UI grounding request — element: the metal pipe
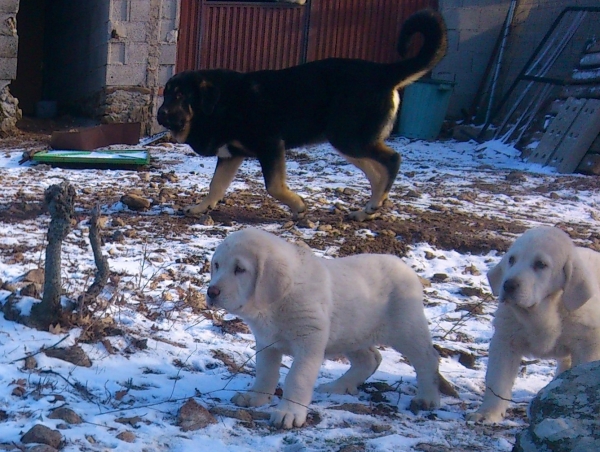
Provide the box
[485,0,518,125]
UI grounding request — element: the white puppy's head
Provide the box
[487,226,594,310]
[206,228,293,317]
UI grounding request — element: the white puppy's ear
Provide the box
[562,254,594,311]
[253,249,292,304]
[487,262,504,297]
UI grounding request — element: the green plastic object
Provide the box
[398,79,455,140]
[32,149,150,168]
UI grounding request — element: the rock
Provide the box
[23,269,44,284]
[111,217,126,227]
[24,356,37,370]
[48,406,83,424]
[27,446,58,452]
[44,346,92,367]
[431,273,449,283]
[296,218,316,229]
[194,214,214,226]
[20,283,40,298]
[418,276,432,288]
[177,398,217,431]
[513,360,600,452]
[120,194,151,211]
[0,85,22,137]
[116,431,136,443]
[371,423,392,433]
[21,424,62,448]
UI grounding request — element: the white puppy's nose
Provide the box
[503,279,519,295]
[207,286,220,299]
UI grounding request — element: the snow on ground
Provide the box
[0,135,599,451]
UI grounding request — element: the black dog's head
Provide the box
[157,71,222,145]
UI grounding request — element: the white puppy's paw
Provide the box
[270,401,308,429]
[408,396,440,414]
[316,380,359,395]
[231,391,272,408]
[465,410,505,423]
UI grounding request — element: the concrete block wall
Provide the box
[106,0,179,132]
[435,0,599,122]
[434,0,510,120]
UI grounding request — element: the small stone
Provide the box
[21,424,62,448]
[161,172,178,182]
[419,276,432,288]
[424,251,436,260]
[297,218,316,229]
[44,346,92,368]
[111,217,126,227]
[317,224,332,232]
[116,431,136,443]
[24,356,37,370]
[138,172,151,182]
[431,273,449,283]
[48,406,83,424]
[177,398,217,431]
[371,423,392,433]
[24,269,44,284]
[20,283,40,298]
[120,194,151,211]
[195,214,214,226]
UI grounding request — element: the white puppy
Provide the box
[467,226,600,423]
[207,227,454,429]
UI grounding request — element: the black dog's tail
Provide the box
[388,9,447,89]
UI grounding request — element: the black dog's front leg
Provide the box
[183,155,244,217]
[258,145,306,219]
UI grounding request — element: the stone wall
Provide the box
[0,0,20,135]
[105,0,179,135]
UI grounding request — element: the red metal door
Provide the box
[176,0,438,73]
[307,0,438,63]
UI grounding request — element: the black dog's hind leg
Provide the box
[183,155,244,217]
[342,142,401,221]
[258,145,307,219]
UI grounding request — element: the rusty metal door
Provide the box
[177,0,438,72]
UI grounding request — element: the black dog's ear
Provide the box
[198,80,220,115]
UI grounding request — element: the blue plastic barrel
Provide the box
[398,79,455,140]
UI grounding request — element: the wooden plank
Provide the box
[559,85,600,99]
[550,99,600,173]
[589,133,600,154]
[527,97,585,165]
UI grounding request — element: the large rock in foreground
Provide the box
[513,360,600,451]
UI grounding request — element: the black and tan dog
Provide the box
[157,9,447,221]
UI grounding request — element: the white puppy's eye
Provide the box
[234,265,245,275]
[508,256,515,266]
[214,262,219,270]
[533,260,547,270]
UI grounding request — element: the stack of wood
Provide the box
[527,39,600,174]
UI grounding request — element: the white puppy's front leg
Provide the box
[317,347,382,395]
[466,335,522,423]
[271,350,324,429]
[232,345,282,408]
